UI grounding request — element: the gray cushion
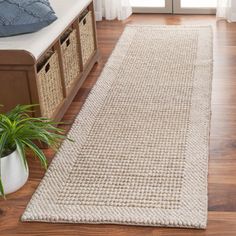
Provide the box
[0,0,57,37]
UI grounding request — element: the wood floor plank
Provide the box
[1,14,236,235]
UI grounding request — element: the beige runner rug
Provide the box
[22,25,213,229]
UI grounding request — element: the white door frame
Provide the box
[173,0,216,14]
[131,0,216,14]
[132,0,173,13]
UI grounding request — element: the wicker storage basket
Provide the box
[37,51,64,118]
[79,11,95,66]
[61,29,80,93]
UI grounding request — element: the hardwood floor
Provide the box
[1,14,236,235]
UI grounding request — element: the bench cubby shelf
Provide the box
[0,0,99,121]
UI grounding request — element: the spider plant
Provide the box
[0,105,69,197]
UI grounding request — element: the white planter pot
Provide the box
[0,150,29,195]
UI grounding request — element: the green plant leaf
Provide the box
[0,132,8,158]
[0,177,5,199]
[15,139,28,171]
[22,140,47,169]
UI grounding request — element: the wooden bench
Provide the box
[0,0,99,121]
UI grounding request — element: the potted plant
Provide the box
[0,105,69,198]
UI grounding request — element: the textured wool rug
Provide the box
[22,25,213,229]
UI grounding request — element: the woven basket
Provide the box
[79,11,95,66]
[61,29,80,93]
[37,51,64,118]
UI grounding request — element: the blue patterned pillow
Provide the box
[0,0,57,37]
